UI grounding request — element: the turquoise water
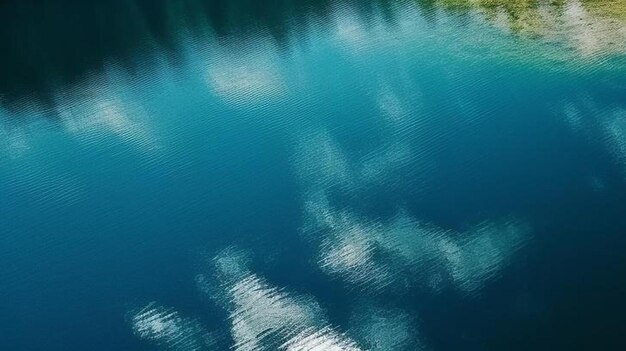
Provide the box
[2,1,626,350]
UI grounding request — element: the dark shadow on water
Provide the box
[4,0,624,115]
[0,0,407,113]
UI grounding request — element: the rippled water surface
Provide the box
[2,0,626,350]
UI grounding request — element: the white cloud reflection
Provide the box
[302,190,531,296]
[205,42,286,106]
[196,247,364,351]
[293,119,532,296]
[561,98,626,178]
[349,302,423,351]
[54,77,161,154]
[131,303,214,351]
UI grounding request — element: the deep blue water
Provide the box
[2,1,626,350]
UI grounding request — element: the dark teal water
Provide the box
[2,1,626,350]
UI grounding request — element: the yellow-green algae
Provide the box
[582,0,626,19]
[419,0,626,55]
[430,0,624,30]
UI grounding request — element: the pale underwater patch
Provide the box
[0,125,32,160]
[560,98,626,179]
[377,87,408,124]
[440,220,531,295]
[301,190,343,236]
[130,303,214,351]
[603,110,626,176]
[293,129,432,205]
[349,302,425,351]
[561,100,587,134]
[357,141,417,190]
[292,130,354,192]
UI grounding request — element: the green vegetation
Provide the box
[582,0,626,20]
[427,0,625,36]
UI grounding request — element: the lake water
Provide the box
[2,0,626,350]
